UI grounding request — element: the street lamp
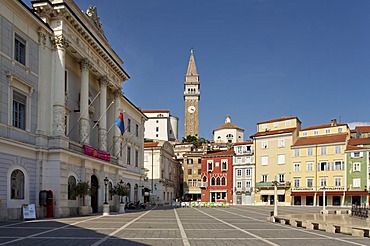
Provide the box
[119,179,124,204]
[323,186,326,213]
[273,176,278,216]
[104,177,109,204]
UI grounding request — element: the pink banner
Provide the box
[83,145,110,162]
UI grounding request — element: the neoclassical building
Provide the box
[0,0,147,219]
[144,141,181,204]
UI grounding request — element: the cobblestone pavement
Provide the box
[0,206,369,246]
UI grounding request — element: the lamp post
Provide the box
[119,179,124,204]
[273,176,278,216]
[104,177,109,204]
[118,179,126,214]
[323,186,326,214]
[103,177,110,216]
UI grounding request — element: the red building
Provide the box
[200,149,234,203]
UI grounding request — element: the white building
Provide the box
[144,141,180,204]
[142,110,179,142]
[0,0,147,219]
[233,141,255,205]
[213,115,244,143]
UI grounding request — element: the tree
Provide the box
[71,181,91,206]
[182,135,209,148]
[110,183,129,203]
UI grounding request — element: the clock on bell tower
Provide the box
[184,48,200,138]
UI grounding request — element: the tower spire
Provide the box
[186,48,198,76]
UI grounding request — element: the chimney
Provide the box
[331,119,337,126]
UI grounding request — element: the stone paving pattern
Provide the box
[0,206,369,246]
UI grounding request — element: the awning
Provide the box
[291,191,346,196]
[260,189,285,195]
[291,192,315,196]
[346,191,369,196]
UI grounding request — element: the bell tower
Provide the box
[184,48,200,138]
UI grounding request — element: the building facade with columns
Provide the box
[0,0,147,219]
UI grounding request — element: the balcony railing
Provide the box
[197,181,207,188]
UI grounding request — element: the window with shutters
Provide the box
[334,177,342,187]
[207,160,213,172]
[353,163,361,172]
[333,161,344,171]
[353,178,361,188]
[319,161,329,171]
[307,178,313,187]
[278,154,285,164]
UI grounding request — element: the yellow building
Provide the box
[254,116,301,205]
[291,119,350,206]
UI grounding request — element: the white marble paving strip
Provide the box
[90,210,151,246]
[195,208,279,246]
[223,207,367,246]
[174,208,190,246]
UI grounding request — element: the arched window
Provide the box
[68,176,76,200]
[221,177,226,186]
[211,177,215,186]
[216,177,220,186]
[108,182,113,200]
[11,170,24,199]
[202,176,207,182]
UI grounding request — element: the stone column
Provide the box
[98,76,108,151]
[79,59,91,145]
[113,90,122,157]
[51,35,68,136]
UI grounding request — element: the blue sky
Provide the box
[28,0,370,140]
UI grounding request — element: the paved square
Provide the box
[0,206,369,246]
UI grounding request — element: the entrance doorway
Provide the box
[306,196,314,206]
[352,196,361,206]
[294,196,301,205]
[332,196,341,206]
[91,175,98,213]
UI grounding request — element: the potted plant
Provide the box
[111,181,129,213]
[71,180,92,215]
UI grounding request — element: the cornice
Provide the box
[33,1,130,86]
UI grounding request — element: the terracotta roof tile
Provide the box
[292,134,347,147]
[233,141,253,146]
[348,138,370,146]
[254,127,297,137]
[214,122,244,132]
[144,142,159,148]
[301,123,347,131]
[257,116,300,124]
[356,126,370,133]
[203,149,234,157]
[345,145,370,151]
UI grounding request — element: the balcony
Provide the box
[197,181,207,188]
[235,187,252,194]
[256,181,291,189]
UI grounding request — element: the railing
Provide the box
[197,181,207,188]
[351,205,369,218]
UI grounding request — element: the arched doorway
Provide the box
[126,183,131,202]
[91,175,99,213]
